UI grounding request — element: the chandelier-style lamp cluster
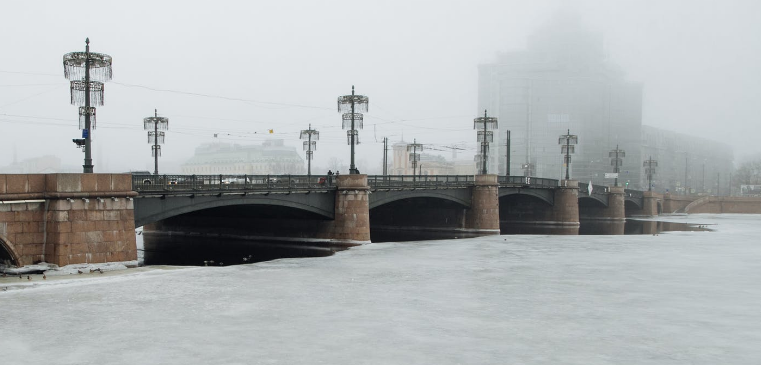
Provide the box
[558,129,578,180]
[644,156,658,191]
[300,124,319,176]
[63,38,112,173]
[144,109,169,175]
[609,145,626,187]
[406,139,424,178]
[473,110,498,175]
[338,85,369,174]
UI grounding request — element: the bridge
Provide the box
[5,172,759,268]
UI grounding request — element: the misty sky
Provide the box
[1,0,759,173]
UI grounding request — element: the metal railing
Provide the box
[578,183,609,195]
[624,189,644,199]
[132,174,336,193]
[132,174,611,193]
[497,176,559,188]
[367,175,475,188]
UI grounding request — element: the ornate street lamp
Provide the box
[144,109,169,175]
[63,38,112,173]
[558,129,578,180]
[473,110,497,175]
[644,156,658,191]
[337,86,369,174]
[300,124,319,177]
[609,145,625,187]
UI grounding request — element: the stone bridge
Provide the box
[0,173,681,268]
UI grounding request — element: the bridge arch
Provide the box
[0,235,21,267]
[579,195,608,208]
[134,194,335,227]
[498,188,554,206]
[624,197,643,210]
[369,189,471,209]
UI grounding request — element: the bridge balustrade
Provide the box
[579,183,609,195]
[367,175,475,189]
[131,174,336,192]
[497,176,559,188]
[624,189,644,199]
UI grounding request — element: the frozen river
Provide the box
[2,214,760,364]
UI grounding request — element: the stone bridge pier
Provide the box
[462,174,500,235]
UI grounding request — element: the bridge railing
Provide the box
[497,176,559,188]
[579,183,609,195]
[625,189,644,199]
[132,174,336,192]
[367,175,475,188]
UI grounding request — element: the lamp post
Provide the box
[63,38,112,173]
[300,124,319,177]
[473,110,498,175]
[337,86,369,174]
[609,145,625,187]
[644,156,658,191]
[558,129,578,180]
[143,109,168,175]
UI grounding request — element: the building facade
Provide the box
[181,140,305,175]
[478,15,643,186]
[390,141,475,176]
[477,15,734,191]
[641,126,733,195]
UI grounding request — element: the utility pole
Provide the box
[609,144,625,187]
[300,124,319,177]
[63,38,112,173]
[684,154,690,195]
[407,139,423,180]
[144,109,169,175]
[702,163,706,193]
[382,137,388,175]
[644,156,658,192]
[559,129,578,180]
[473,110,497,175]
[505,130,511,177]
[337,86,369,174]
[717,172,720,196]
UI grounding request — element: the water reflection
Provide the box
[501,219,712,236]
[144,220,712,266]
[143,232,350,266]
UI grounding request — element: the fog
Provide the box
[1,0,759,173]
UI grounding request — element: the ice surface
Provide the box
[1,214,760,364]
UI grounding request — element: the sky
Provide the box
[1,0,759,173]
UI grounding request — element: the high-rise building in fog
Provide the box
[478,14,643,186]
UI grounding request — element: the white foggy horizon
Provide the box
[1,0,759,174]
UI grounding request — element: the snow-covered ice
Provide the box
[1,214,760,364]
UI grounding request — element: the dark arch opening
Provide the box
[370,197,469,242]
[624,200,642,217]
[142,204,342,266]
[499,193,553,221]
[0,238,20,268]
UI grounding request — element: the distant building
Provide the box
[181,140,305,175]
[478,14,643,185]
[390,141,475,176]
[477,13,732,190]
[0,155,62,173]
[641,126,733,195]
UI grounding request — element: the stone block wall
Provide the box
[547,180,580,225]
[0,174,137,267]
[315,174,371,243]
[463,174,500,233]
